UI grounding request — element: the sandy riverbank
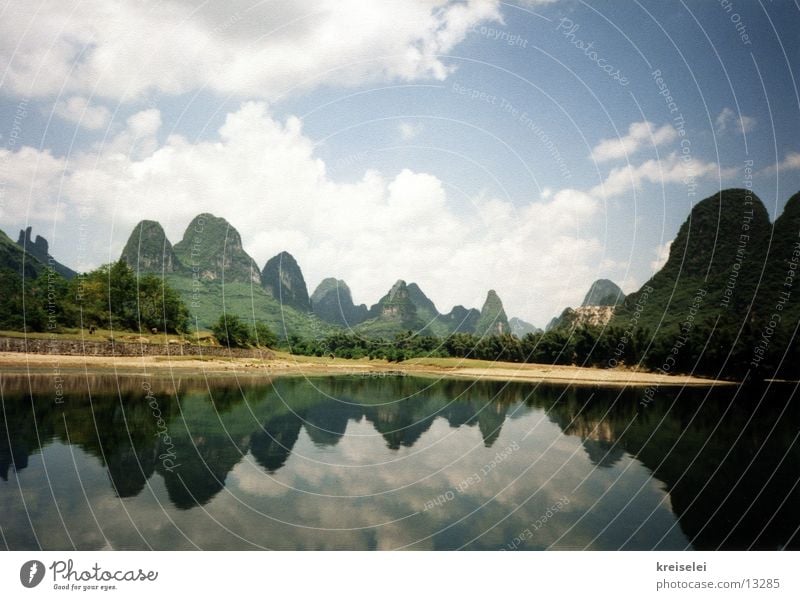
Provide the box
[0,351,732,387]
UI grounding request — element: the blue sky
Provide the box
[1,0,798,326]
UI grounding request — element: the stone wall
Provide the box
[0,336,274,359]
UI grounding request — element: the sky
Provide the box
[1,0,799,327]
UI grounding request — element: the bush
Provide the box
[211,314,252,348]
[252,322,278,348]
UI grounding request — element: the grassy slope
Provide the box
[167,275,337,339]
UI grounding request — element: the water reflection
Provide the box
[0,373,797,550]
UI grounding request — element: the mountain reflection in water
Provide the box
[1,374,797,550]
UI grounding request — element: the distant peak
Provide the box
[261,251,310,311]
[582,279,625,307]
[16,226,77,279]
[120,218,178,275]
[476,289,509,335]
[311,277,367,327]
[272,250,299,264]
[484,289,502,304]
[131,219,167,234]
[184,212,238,235]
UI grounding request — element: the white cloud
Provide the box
[0,0,502,102]
[53,96,112,130]
[105,108,162,159]
[764,151,800,174]
[715,107,756,136]
[650,240,672,272]
[513,0,560,5]
[398,122,424,141]
[0,101,612,326]
[0,146,66,222]
[591,152,728,198]
[590,121,678,163]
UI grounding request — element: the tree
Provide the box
[136,274,189,333]
[211,314,252,348]
[0,268,44,331]
[66,261,188,333]
[252,322,278,348]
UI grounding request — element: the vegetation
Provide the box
[278,317,798,382]
[283,328,626,366]
[165,276,335,338]
[0,259,189,334]
[210,314,278,348]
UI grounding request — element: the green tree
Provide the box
[136,274,189,333]
[211,314,252,348]
[68,261,188,333]
[252,322,278,348]
[0,268,44,330]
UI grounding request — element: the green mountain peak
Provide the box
[475,289,509,336]
[311,278,368,327]
[357,279,424,336]
[261,251,311,312]
[173,213,260,284]
[613,188,771,332]
[120,220,179,275]
[582,279,625,307]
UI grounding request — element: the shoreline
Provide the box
[0,351,734,387]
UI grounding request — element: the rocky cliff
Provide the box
[261,251,311,312]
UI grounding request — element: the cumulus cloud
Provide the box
[0,0,502,102]
[0,101,614,326]
[715,107,756,136]
[590,152,729,198]
[590,121,678,163]
[763,151,800,174]
[53,96,112,130]
[0,146,66,222]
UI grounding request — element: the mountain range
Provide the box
[3,188,799,362]
[112,213,518,339]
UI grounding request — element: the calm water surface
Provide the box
[1,373,797,550]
